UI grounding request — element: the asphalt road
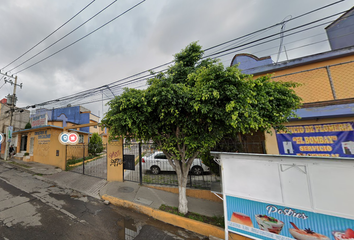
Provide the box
[0,163,207,240]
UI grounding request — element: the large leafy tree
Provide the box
[102,42,301,214]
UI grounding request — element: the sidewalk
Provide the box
[0,158,224,238]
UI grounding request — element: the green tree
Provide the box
[102,42,301,214]
[88,133,103,156]
[25,122,31,129]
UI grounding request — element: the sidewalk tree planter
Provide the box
[102,42,301,214]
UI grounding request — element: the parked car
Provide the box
[142,151,209,175]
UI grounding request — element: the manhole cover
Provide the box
[118,187,134,193]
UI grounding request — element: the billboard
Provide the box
[276,122,354,157]
[227,196,354,240]
[30,114,48,128]
[213,152,354,240]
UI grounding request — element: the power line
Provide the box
[21,3,351,109]
[14,0,146,75]
[1,0,97,70]
[203,0,346,52]
[12,0,342,75]
[9,0,121,73]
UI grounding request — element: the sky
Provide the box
[0,0,353,119]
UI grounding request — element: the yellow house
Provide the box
[231,13,354,158]
[13,125,90,170]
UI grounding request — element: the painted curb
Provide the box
[102,194,225,239]
[68,154,106,167]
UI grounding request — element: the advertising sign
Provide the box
[7,126,13,140]
[276,122,354,157]
[0,133,4,144]
[30,114,48,128]
[227,196,354,240]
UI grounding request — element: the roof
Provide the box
[290,102,354,121]
[13,125,90,135]
[325,6,354,30]
[236,45,354,75]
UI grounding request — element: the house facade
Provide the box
[230,6,354,158]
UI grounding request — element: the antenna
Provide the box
[276,15,292,63]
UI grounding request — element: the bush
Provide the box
[25,122,31,129]
[88,133,103,156]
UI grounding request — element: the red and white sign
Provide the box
[30,114,48,128]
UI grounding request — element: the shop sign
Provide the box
[276,122,354,157]
[227,196,354,240]
[30,114,48,128]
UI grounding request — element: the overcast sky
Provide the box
[0,0,353,119]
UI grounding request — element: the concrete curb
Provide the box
[68,154,106,167]
[102,194,225,239]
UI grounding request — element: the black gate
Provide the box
[123,143,142,183]
[66,143,107,179]
[123,143,221,190]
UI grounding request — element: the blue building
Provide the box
[31,105,100,133]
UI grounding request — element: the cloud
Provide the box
[0,0,352,118]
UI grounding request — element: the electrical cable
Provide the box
[11,0,343,75]
[1,0,96,70]
[203,0,346,52]
[9,0,121,72]
[21,3,352,109]
[22,8,348,106]
[13,0,146,74]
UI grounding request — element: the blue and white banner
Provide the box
[226,196,354,240]
[276,122,354,158]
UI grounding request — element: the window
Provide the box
[155,153,167,159]
[79,135,84,143]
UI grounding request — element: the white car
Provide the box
[142,151,209,175]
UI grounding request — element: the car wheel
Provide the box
[150,166,161,175]
[191,166,203,176]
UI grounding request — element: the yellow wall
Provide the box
[26,128,66,169]
[256,55,354,103]
[107,139,123,182]
[48,121,63,127]
[89,120,99,134]
[21,127,90,170]
[265,117,354,154]
[66,134,89,160]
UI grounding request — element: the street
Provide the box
[0,162,207,240]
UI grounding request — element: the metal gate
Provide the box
[123,143,141,183]
[123,143,221,190]
[66,143,107,179]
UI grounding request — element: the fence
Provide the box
[123,143,221,190]
[272,60,354,104]
[122,141,264,190]
[66,143,107,179]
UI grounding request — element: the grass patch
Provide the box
[34,173,43,176]
[159,204,224,228]
[10,161,31,168]
[66,153,104,167]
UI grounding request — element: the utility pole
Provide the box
[3,75,22,161]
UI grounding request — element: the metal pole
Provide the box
[190,173,192,188]
[83,145,85,175]
[5,76,17,161]
[122,141,124,180]
[139,142,142,185]
[65,145,67,170]
[326,66,337,100]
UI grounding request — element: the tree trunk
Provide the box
[177,169,189,214]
